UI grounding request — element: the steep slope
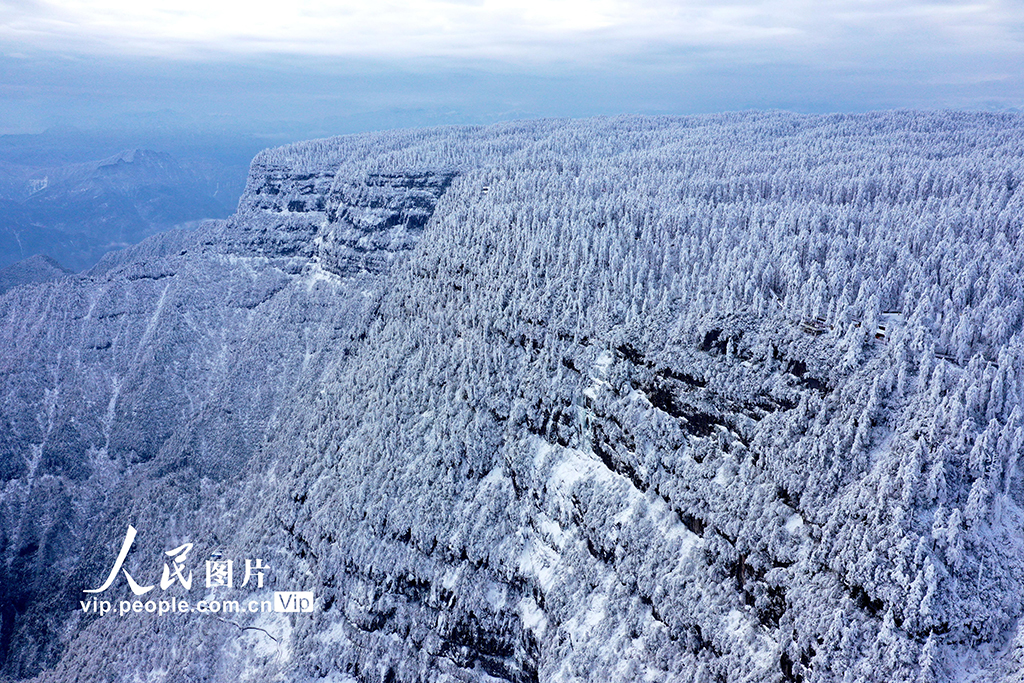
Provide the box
[1,112,1023,683]
[0,147,456,678]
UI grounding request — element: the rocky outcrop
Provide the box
[236,156,456,273]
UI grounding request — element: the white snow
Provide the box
[485,583,508,611]
[315,620,351,645]
[584,350,614,400]
[583,593,608,628]
[714,461,733,486]
[518,536,560,592]
[303,261,341,290]
[518,596,548,636]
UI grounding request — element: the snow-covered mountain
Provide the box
[1,111,1023,682]
[0,255,72,297]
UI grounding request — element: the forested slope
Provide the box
[2,111,1023,682]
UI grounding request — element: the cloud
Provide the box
[1,0,1020,68]
[1,0,1022,135]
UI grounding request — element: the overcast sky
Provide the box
[2,0,1022,137]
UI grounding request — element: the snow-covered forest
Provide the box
[1,111,1023,682]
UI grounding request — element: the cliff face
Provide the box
[0,155,455,679]
[2,113,1024,683]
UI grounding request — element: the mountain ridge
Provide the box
[0,111,1022,682]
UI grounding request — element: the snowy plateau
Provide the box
[1,111,1024,683]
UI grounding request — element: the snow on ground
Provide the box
[520,432,709,670]
[518,535,560,593]
[303,260,342,290]
[721,609,776,680]
[519,596,548,636]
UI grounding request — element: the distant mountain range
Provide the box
[0,128,266,271]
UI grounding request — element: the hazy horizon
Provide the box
[3,0,1022,139]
